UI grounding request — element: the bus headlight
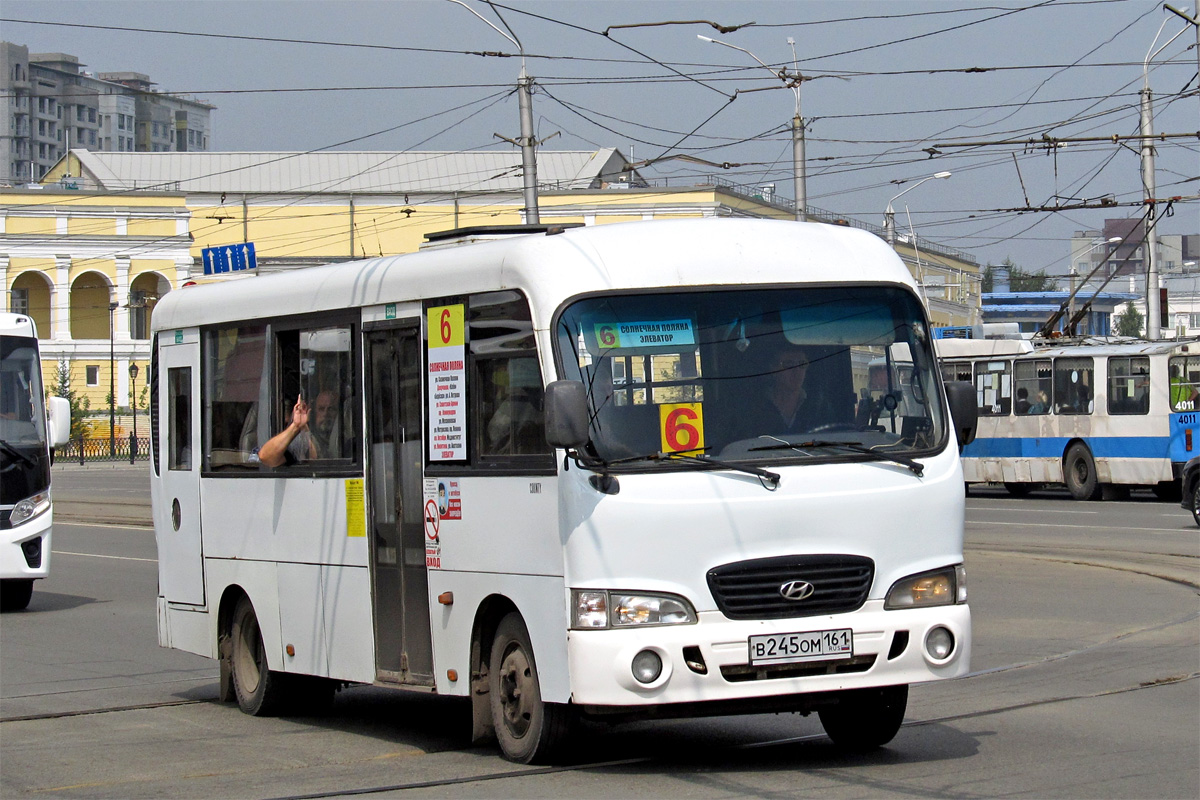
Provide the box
[884,565,967,609]
[571,590,697,629]
[10,490,50,527]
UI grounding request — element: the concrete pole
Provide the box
[1141,84,1160,339]
[518,67,539,225]
[792,113,807,222]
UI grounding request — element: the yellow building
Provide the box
[1,187,188,410]
[9,148,979,412]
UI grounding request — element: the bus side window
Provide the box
[468,290,553,467]
[204,325,267,469]
[973,360,1011,416]
[168,367,192,471]
[1053,357,1094,415]
[1108,356,1150,416]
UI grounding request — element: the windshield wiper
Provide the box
[0,440,37,468]
[750,438,924,477]
[599,448,780,489]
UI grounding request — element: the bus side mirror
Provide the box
[544,380,589,449]
[944,381,977,447]
[47,396,71,449]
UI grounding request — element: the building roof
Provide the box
[57,148,638,195]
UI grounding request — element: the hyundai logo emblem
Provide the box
[779,580,815,601]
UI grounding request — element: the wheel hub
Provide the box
[498,646,533,737]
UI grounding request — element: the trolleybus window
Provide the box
[1013,359,1051,416]
[1107,356,1150,415]
[974,360,1011,416]
[1053,357,1093,415]
[1168,356,1200,411]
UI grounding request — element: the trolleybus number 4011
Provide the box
[748,628,854,666]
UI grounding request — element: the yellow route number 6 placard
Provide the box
[660,403,704,455]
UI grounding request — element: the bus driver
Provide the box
[257,390,339,466]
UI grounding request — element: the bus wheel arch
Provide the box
[1063,440,1102,501]
[469,594,519,746]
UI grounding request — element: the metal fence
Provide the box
[57,434,151,464]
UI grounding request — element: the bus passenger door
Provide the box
[156,336,205,606]
[365,324,434,686]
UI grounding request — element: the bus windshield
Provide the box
[0,335,49,450]
[555,285,946,467]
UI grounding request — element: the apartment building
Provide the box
[1,42,214,184]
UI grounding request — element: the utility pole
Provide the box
[787,38,806,222]
[518,67,539,224]
[1140,80,1161,338]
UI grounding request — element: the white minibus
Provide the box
[150,219,976,763]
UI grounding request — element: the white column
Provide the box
[53,255,70,342]
[114,256,131,341]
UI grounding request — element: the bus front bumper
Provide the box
[567,602,970,714]
[0,511,52,581]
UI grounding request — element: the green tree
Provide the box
[52,359,90,439]
[982,258,1059,293]
[1112,304,1144,338]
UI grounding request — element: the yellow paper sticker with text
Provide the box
[660,403,705,455]
[428,304,465,348]
[345,478,366,538]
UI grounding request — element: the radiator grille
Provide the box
[706,554,874,620]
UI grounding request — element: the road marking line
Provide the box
[966,520,1193,534]
[52,550,157,563]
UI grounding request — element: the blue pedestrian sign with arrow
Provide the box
[201,243,257,275]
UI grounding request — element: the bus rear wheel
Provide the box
[0,578,34,611]
[489,612,573,764]
[230,597,288,716]
[1063,443,1102,501]
[818,685,908,752]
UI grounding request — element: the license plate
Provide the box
[748,628,853,666]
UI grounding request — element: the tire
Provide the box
[489,612,574,764]
[230,597,288,716]
[0,579,34,612]
[1063,443,1102,501]
[1003,482,1033,497]
[1191,482,1200,528]
[818,685,908,752]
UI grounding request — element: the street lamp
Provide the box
[446,0,539,223]
[885,172,951,245]
[108,301,118,458]
[128,362,139,462]
[698,34,811,221]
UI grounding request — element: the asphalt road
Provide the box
[1,474,1197,799]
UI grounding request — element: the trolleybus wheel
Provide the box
[1063,443,1102,501]
[230,597,288,716]
[1003,482,1033,497]
[0,578,34,611]
[488,612,573,764]
[818,684,908,752]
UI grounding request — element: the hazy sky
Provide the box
[3,0,1197,273]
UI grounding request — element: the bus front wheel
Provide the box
[818,685,908,751]
[0,579,34,612]
[230,597,288,716]
[488,612,573,764]
[1063,443,1102,501]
